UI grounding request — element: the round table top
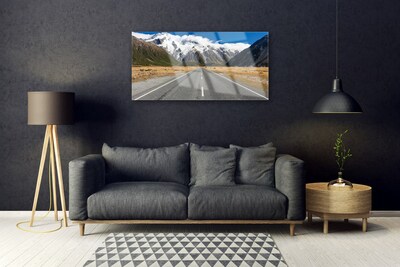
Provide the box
[306,182,371,192]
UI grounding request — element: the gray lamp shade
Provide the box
[28,91,75,125]
[313,79,362,114]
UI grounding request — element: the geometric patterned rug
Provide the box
[84,232,287,267]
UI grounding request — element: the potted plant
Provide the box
[328,130,353,188]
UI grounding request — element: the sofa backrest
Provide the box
[102,143,190,185]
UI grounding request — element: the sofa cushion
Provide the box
[87,182,188,220]
[188,185,287,219]
[190,148,236,186]
[230,143,276,187]
[102,143,189,185]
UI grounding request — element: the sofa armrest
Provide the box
[69,154,105,220]
[275,154,306,220]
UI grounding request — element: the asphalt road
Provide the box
[132,68,268,101]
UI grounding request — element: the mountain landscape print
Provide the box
[132,32,269,101]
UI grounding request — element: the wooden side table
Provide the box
[306,182,372,234]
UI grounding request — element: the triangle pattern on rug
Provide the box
[85,232,287,266]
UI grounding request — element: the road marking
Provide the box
[134,70,196,100]
[201,69,204,97]
[207,70,269,100]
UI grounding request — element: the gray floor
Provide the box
[1,211,399,266]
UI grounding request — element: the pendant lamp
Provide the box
[313,0,362,113]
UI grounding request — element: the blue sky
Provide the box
[140,32,268,45]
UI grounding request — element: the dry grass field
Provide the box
[132,66,199,82]
[206,66,269,93]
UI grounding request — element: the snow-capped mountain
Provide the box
[131,36,179,66]
[132,32,250,66]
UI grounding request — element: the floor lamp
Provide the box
[28,91,74,228]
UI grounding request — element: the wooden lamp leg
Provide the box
[52,125,68,227]
[49,127,58,221]
[30,125,51,227]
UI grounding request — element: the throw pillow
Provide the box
[190,148,236,186]
[190,143,225,151]
[230,143,276,187]
[102,143,190,185]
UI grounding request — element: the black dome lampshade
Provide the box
[313,79,362,113]
[313,0,363,114]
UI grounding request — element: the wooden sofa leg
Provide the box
[79,223,85,236]
[290,224,295,236]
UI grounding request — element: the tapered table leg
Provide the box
[362,218,367,232]
[323,220,329,234]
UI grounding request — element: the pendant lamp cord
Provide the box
[336,0,339,78]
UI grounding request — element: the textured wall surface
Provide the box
[1,0,399,210]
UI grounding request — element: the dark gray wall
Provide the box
[1,0,399,210]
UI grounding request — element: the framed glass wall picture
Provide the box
[132,32,269,101]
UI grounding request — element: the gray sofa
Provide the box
[69,143,305,236]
